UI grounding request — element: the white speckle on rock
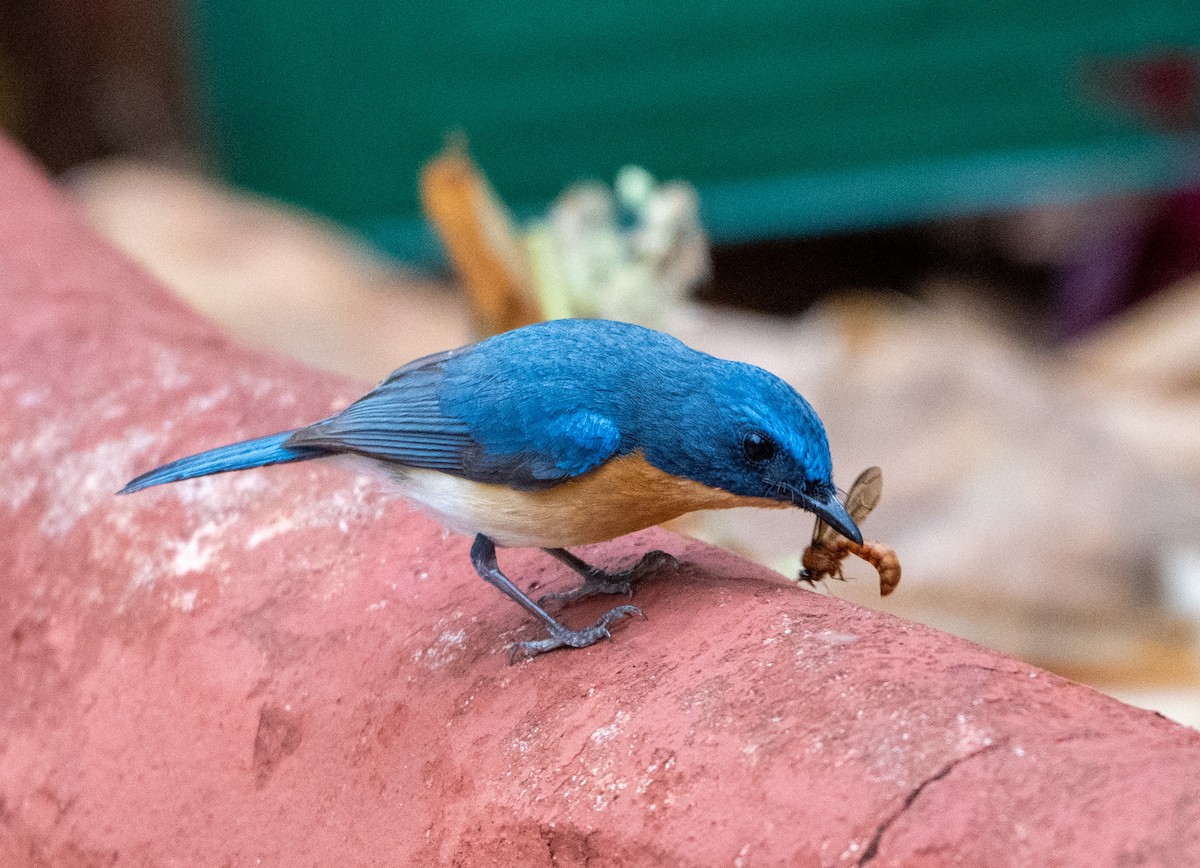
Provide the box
[172,471,266,507]
[153,350,192,391]
[184,385,232,414]
[168,520,228,576]
[246,516,298,549]
[172,589,198,612]
[17,388,48,407]
[129,560,158,591]
[591,710,631,744]
[4,472,38,512]
[1,419,69,511]
[38,429,157,538]
[241,475,390,549]
[415,629,467,669]
[954,713,995,752]
[734,844,751,867]
[234,371,278,401]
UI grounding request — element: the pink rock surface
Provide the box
[2,135,1200,867]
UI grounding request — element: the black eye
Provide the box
[741,431,777,463]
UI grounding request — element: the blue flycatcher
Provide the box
[122,319,859,658]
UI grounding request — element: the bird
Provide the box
[120,318,860,659]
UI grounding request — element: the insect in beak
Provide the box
[797,466,901,597]
[805,487,862,545]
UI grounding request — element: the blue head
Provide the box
[626,344,862,544]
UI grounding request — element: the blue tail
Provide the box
[119,430,326,494]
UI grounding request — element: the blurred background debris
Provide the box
[419,142,712,334]
[6,0,1200,724]
[70,160,471,377]
[419,141,540,337]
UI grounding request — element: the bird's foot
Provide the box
[537,550,679,608]
[510,605,644,661]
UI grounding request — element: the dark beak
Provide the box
[806,487,863,545]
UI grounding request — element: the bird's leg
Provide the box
[469,534,643,660]
[536,547,679,607]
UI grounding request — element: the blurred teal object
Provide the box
[188,1,1200,262]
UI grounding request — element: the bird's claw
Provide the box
[536,580,633,608]
[536,550,679,608]
[509,605,644,662]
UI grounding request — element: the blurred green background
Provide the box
[188,0,1200,259]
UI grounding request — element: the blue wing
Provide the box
[287,349,474,472]
[285,345,621,490]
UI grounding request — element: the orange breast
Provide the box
[391,451,784,548]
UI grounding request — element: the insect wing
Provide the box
[811,466,883,545]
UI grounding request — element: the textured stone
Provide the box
[2,136,1200,867]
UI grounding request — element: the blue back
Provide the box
[291,319,833,498]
